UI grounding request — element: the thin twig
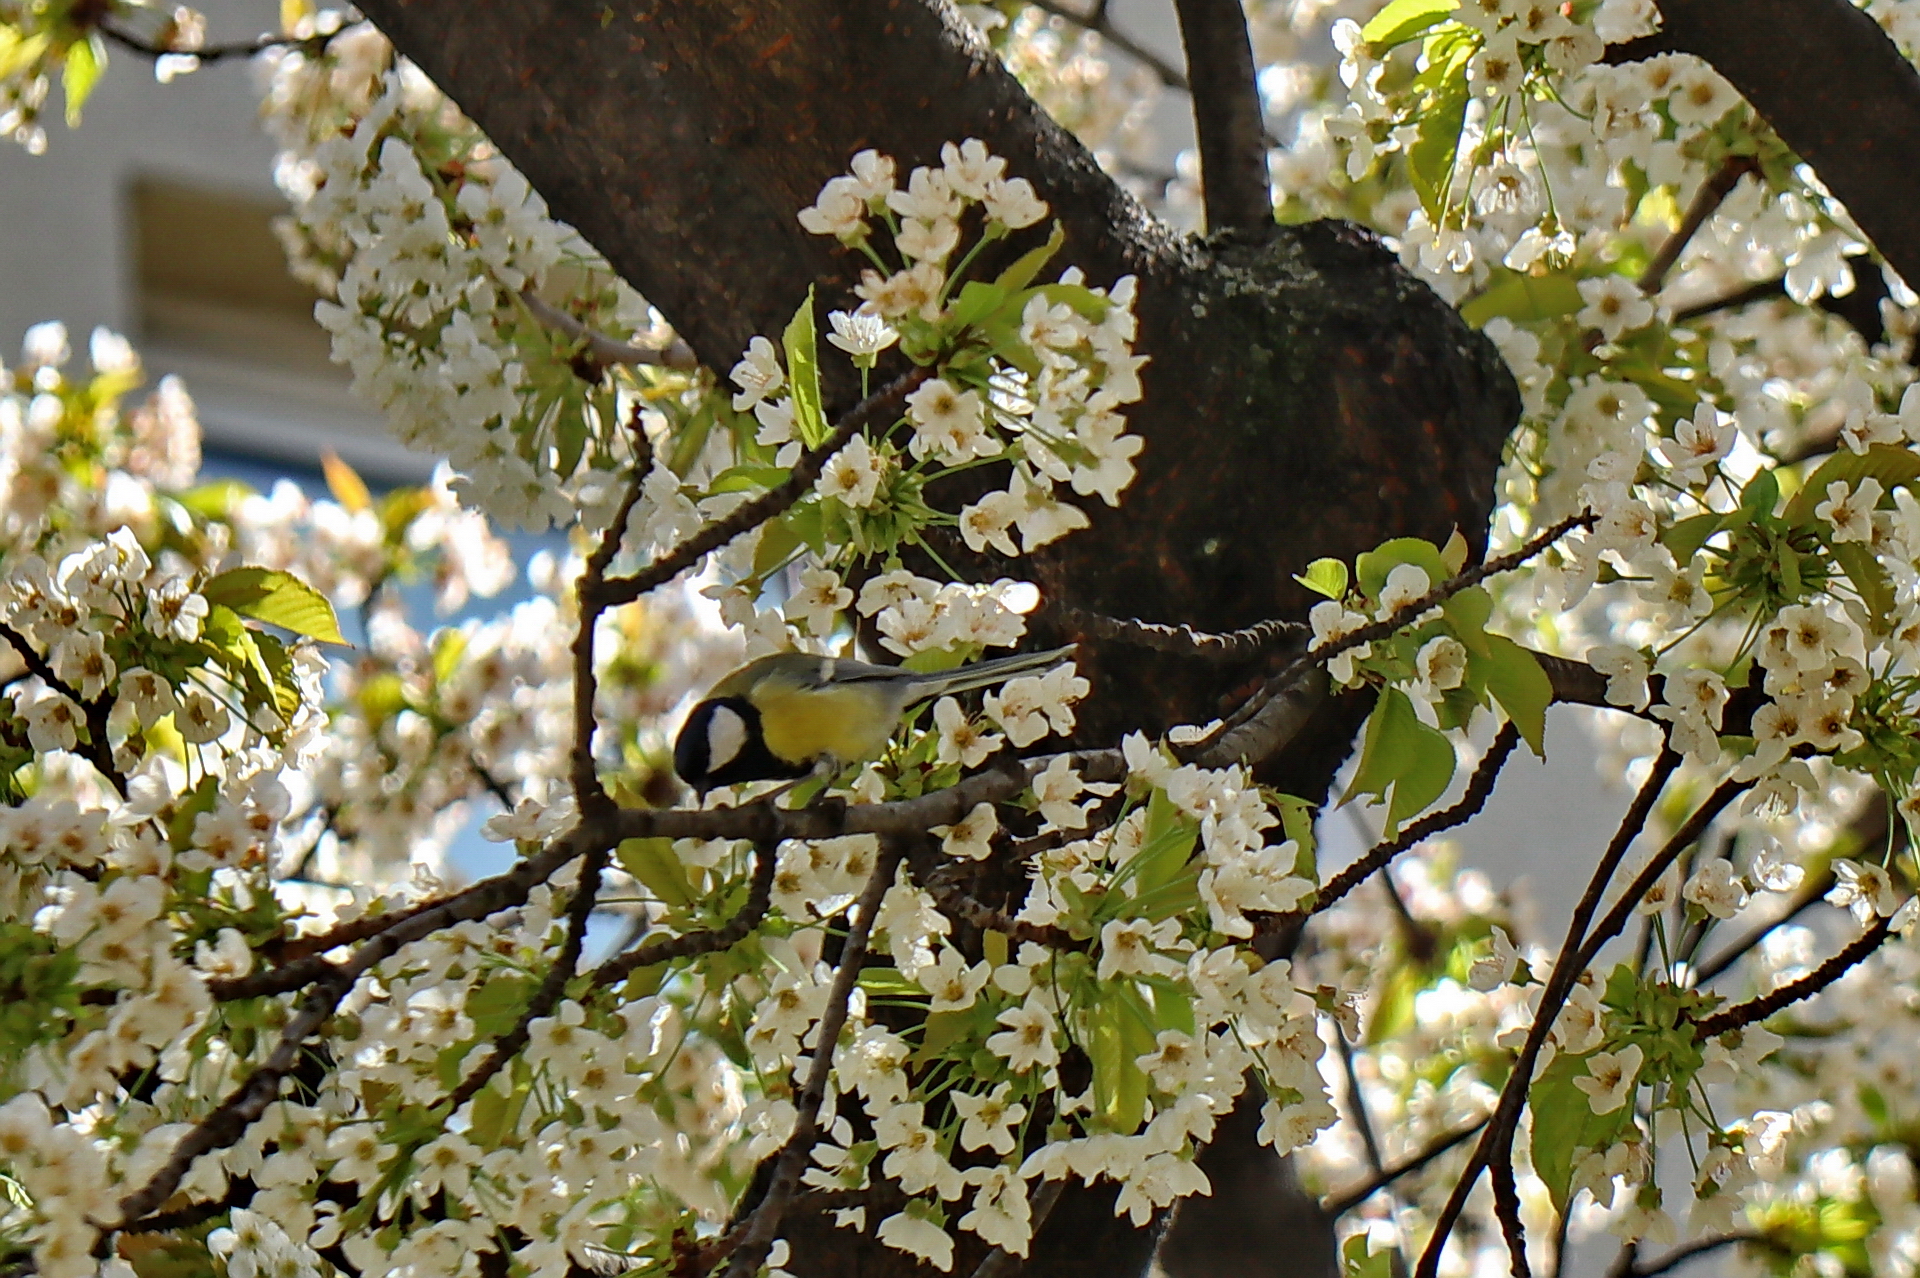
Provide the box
[1311,723,1522,915]
[444,844,610,1112]
[96,20,336,64]
[719,839,904,1278]
[1638,155,1757,295]
[1048,602,1306,660]
[1322,1117,1490,1218]
[518,289,697,371]
[587,369,929,610]
[572,433,653,811]
[0,622,126,797]
[1025,0,1191,90]
[1187,513,1595,767]
[1416,748,1681,1278]
[1627,1232,1766,1278]
[1694,914,1895,1037]
[590,839,778,988]
[1172,0,1275,233]
[920,876,1089,950]
[115,827,599,1228]
[1479,772,1748,1278]
[1336,1028,1387,1177]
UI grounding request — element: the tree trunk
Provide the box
[352,1,1519,1272]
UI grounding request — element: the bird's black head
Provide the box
[673,696,810,793]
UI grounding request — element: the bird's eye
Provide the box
[706,704,749,769]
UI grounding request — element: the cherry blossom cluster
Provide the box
[262,41,680,531]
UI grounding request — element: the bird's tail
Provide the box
[908,645,1078,703]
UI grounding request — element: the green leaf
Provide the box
[1530,1051,1635,1213]
[251,630,301,723]
[1343,1235,1396,1278]
[1405,37,1474,220]
[200,567,347,645]
[1661,511,1725,563]
[912,1009,976,1066]
[949,282,1011,332]
[61,35,103,128]
[1785,443,1920,525]
[1460,269,1585,328]
[1831,539,1894,620]
[616,837,696,909]
[1480,633,1552,756]
[858,967,927,998]
[1087,987,1152,1132]
[1441,584,1494,657]
[1356,537,1451,600]
[1034,283,1111,322]
[709,463,793,494]
[1345,688,1456,833]
[752,512,807,578]
[174,479,254,520]
[167,774,220,853]
[554,412,589,480]
[1120,788,1200,896]
[0,28,50,81]
[464,975,533,1039]
[431,628,467,688]
[1740,467,1781,520]
[468,1078,527,1147]
[783,287,828,448]
[1295,557,1350,600]
[992,221,1066,293]
[1360,0,1458,47]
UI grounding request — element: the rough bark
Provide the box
[350,1,1519,1274]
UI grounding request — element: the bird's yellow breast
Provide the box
[751,680,898,768]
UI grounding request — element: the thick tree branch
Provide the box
[1172,0,1273,234]
[1611,0,1920,292]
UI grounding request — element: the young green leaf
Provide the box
[1359,0,1459,49]
[201,567,348,645]
[782,286,828,447]
[1530,1050,1636,1213]
[1295,557,1350,600]
[61,36,104,128]
[616,838,697,910]
[992,221,1067,293]
[1460,269,1585,328]
[1784,443,1920,525]
[1346,688,1457,833]
[1479,633,1552,756]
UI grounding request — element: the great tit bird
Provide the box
[672,645,1077,793]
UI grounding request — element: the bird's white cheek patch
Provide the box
[707,705,749,769]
